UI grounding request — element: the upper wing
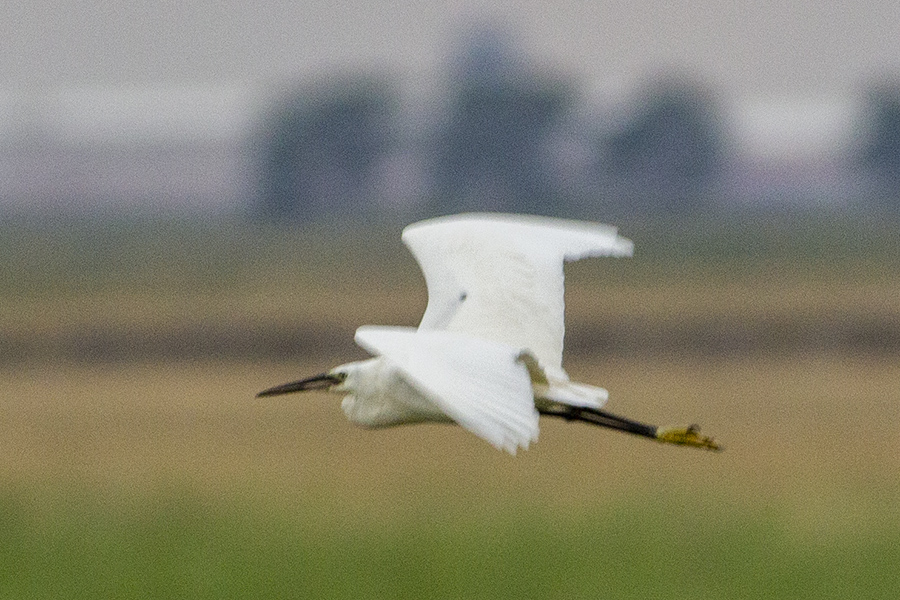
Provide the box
[355,325,539,454]
[401,213,633,376]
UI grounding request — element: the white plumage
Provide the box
[403,213,632,377]
[354,326,539,454]
[258,212,720,453]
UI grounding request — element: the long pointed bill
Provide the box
[257,373,342,397]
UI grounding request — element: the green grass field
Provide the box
[4,486,899,599]
[1,215,899,598]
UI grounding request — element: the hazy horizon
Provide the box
[3,2,898,214]
[3,1,898,98]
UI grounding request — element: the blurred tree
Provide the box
[254,78,396,221]
[430,26,574,216]
[598,78,724,214]
[857,83,900,207]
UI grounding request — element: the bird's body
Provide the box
[259,213,720,454]
[336,356,454,428]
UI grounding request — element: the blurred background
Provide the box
[2,2,899,598]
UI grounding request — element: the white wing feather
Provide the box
[355,325,539,454]
[402,213,633,376]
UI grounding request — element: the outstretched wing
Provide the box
[402,213,633,376]
[355,325,539,454]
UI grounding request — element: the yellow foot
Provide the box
[656,424,722,451]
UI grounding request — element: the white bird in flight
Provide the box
[258,213,720,454]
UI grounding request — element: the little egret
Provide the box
[258,213,720,454]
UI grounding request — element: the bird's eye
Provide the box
[459,292,468,302]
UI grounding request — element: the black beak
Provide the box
[257,373,343,397]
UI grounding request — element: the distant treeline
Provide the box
[251,36,900,222]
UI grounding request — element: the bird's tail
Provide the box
[537,381,609,410]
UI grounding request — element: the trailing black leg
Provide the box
[539,405,658,438]
[539,405,721,451]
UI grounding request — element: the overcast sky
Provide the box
[3,1,899,99]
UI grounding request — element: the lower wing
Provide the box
[354,326,540,454]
